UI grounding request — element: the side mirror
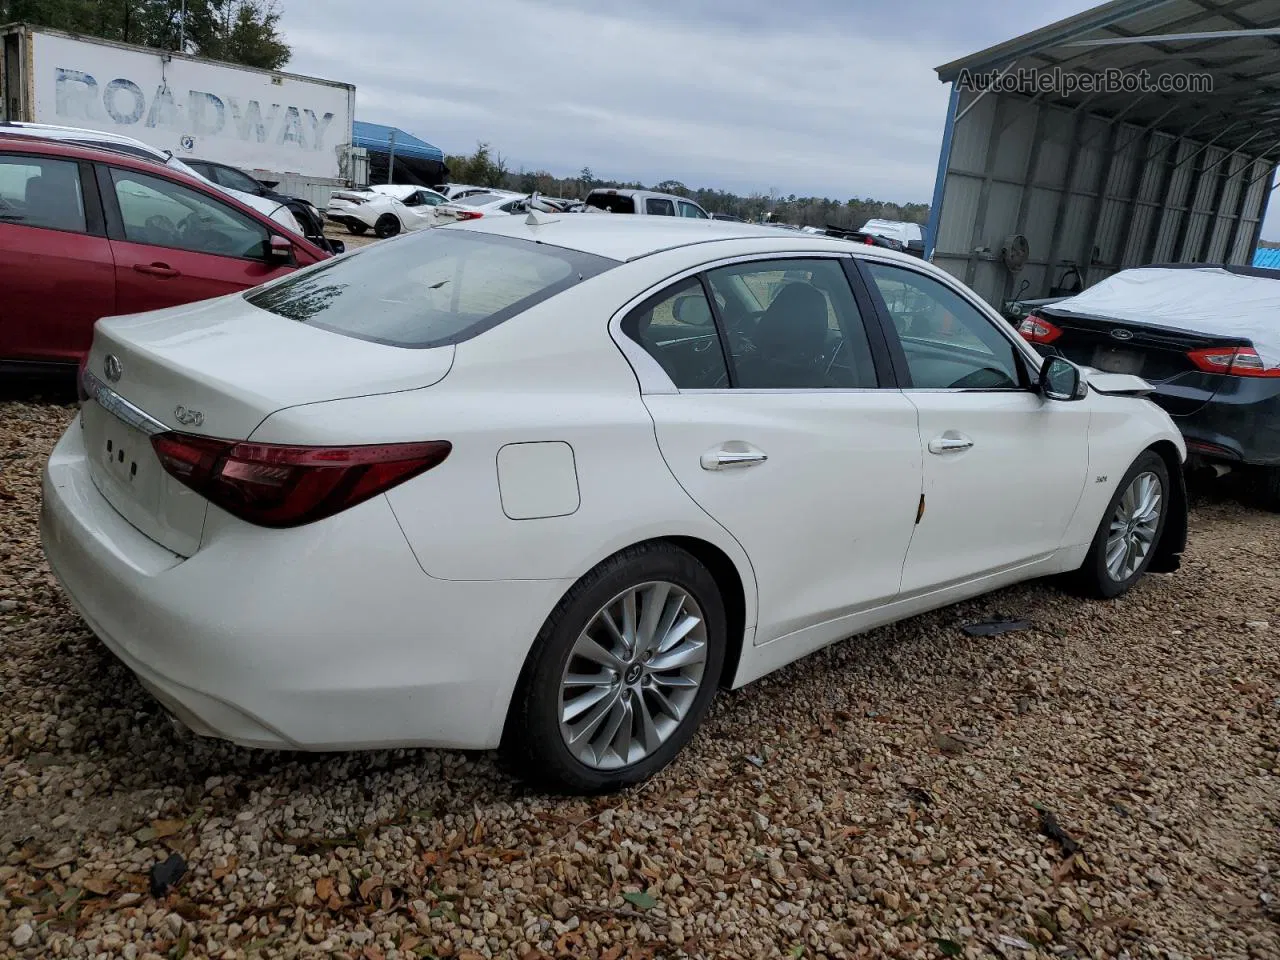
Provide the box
[266,235,295,265]
[672,294,712,326]
[327,239,345,255]
[1039,355,1085,401]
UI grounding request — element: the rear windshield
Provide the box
[245,229,617,348]
[586,193,636,214]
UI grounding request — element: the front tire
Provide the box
[374,214,401,239]
[346,221,368,235]
[1261,466,1280,512]
[1077,450,1169,598]
[502,543,726,794]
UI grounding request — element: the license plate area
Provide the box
[83,402,162,516]
[1091,346,1145,376]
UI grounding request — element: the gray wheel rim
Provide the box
[1105,471,1162,582]
[559,581,707,771]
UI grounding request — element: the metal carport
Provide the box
[927,0,1280,311]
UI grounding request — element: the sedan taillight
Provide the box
[151,433,451,528]
[452,210,483,221]
[1017,313,1063,344]
[1186,345,1280,378]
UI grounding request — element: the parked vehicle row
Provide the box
[43,214,1187,793]
[0,134,330,370]
[1018,263,1280,507]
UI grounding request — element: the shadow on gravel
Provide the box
[0,370,77,405]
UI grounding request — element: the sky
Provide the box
[278,0,1279,240]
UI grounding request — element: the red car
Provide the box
[0,135,331,371]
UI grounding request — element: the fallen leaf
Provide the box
[151,819,185,839]
[933,939,963,957]
[622,890,658,910]
[422,850,440,866]
[380,885,393,912]
[399,935,421,952]
[82,877,114,897]
[315,877,333,901]
[31,849,77,870]
[358,875,380,901]
[602,947,624,960]
[472,819,484,844]
[553,933,584,953]
[996,934,1034,950]
[362,947,385,960]
[211,857,238,881]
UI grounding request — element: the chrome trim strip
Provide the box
[80,369,169,436]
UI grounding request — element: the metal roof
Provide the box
[1255,246,1280,267]
[351,121,444,163]
[936,0,1280,157]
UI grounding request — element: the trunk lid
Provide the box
[1038,308,1246,416]
[80,293,454,556]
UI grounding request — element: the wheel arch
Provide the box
[661,535,749,689]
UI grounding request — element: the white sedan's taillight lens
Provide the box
[151,434,451,527]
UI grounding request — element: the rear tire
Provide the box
[502,543,726,794]
[374,214,401,239]
[1076,450,1169,598]
[1262,466,1280,512]
[346,221,368,236]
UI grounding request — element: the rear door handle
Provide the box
[928,434,974,455]
[701,446,768,471]
[133,262,180,279]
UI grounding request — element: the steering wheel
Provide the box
[949,366,1015,390]
[144,214,178,243]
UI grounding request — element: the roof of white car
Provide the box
[450,214,912,263]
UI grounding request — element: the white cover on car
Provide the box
[1051,267,1280,371]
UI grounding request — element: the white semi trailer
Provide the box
[1,22,358,205]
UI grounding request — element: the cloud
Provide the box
[278,0,1279,239]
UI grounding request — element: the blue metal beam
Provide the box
[925,84,960,262]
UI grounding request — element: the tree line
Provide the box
[444,143,930,229]
[1,0,290,69]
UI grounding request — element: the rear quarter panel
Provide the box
[248,259,759,618]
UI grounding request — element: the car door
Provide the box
[99,164,287,315]
[0,152,115,365]
[627,255,923,645]
[860,259,1090,594]
[678,200,708,219]
[400,190,446,229]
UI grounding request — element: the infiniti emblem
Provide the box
[103,354,123,382]
[1110,328,1134,341]
[173,405,205,427]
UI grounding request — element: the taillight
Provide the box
[1186,345,1280,378]
[863,235,874,245]
[1018,313,1063,344]
[452,210,483,221]
[151,433,451,528]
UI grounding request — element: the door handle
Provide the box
[700,447,768,471]
[133,262,180,279]
[928,434,974,455]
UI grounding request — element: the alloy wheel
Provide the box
[558,581,707,770]
[1105,471,1163,581]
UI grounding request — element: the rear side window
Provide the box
[645,197,675,216]
[0,155,86,232]
[678,201,707,219]
[246,230,617,348]
[585,193,636,214]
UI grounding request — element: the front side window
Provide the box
[645,197,675,216]
[248,229,616,348]
[215,165,263,194]
[866,262,1023,390]
[622,278,728,389]
[0,155,86,233]
[678,201,707,219]
[707,258,878,389]
[110,168,270,259]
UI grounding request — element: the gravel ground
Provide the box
[1,398,1277,960]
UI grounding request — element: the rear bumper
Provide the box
[1163,378,1280,467]
[41,422,570,751]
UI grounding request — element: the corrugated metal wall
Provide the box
[931,89,1277,307]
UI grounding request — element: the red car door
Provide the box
[101,165,298,315]
[0,152,116,365]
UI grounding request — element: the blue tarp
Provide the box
[1254,247,1280,270]
[352,121,444,163]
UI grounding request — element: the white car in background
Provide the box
[0,121,305,236]
[435,183,521,202]
[325,184,449,238]
[44,216,1188,794]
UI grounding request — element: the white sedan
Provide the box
[43,216,1187,793]
[325,184,449,238]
